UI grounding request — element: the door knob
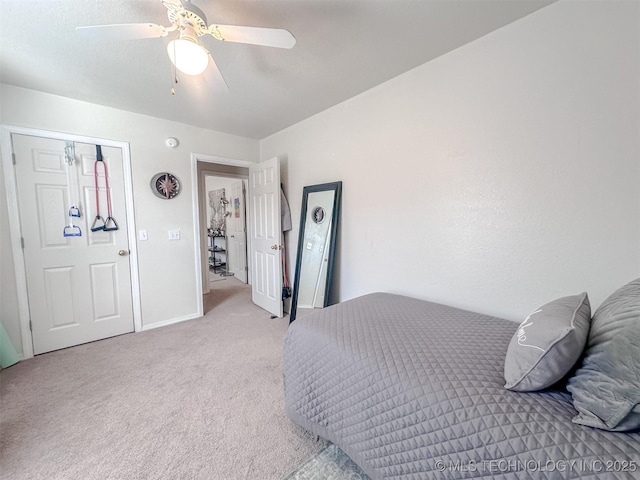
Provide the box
[271,245,277,250]
[118,249,128,256]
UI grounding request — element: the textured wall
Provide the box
[261,0,640,321]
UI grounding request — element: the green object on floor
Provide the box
[0,320,19,368]
[282,443,371,480]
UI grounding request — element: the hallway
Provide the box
[203,274,252,315]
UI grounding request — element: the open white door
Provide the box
[228,179,248,283]
[249,158,282,317]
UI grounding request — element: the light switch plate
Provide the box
[168,229,180,240]
[138,229,148,241]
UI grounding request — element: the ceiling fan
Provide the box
[77,0,296,91]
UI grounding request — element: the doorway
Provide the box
[196,160,249,313]
[203,174,249,284]
[191,154,284,318]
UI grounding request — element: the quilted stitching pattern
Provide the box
[283,293,640,479]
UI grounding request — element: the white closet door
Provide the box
[13,134,134,354]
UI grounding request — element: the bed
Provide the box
[283,292,640,479]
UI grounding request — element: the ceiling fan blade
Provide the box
[202,53,229,92]
[76,23,170,41]
[162,0,185,16]
[209,25,296,49]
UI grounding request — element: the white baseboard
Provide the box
[140,312,202,332]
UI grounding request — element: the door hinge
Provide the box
[20,237,25,249]
[12,152,16,165]
[29,320,32,331]
[245,266,248,271]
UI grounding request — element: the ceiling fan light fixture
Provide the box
[167,36,209,76]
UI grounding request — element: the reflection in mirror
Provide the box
[289,182,342,323]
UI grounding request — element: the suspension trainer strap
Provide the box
[90,145,106,232]
[99,146,119,231]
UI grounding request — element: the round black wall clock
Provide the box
[311,206,326,224]
[151,172,181,199]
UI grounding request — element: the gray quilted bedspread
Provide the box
[283,293,640,479]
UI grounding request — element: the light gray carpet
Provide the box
[1,277,324,480]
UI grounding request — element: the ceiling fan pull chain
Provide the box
[170,72,178,96]
[170,33,179,95]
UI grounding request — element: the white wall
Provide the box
[1,85,258,355]
[261,0,640,321]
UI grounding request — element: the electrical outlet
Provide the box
[168,229,180,240]
[138,230,148,241]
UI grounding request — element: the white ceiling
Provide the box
[0,0,553,139]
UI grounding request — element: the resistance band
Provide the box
[63,141,82,237]
[91,145,118,232]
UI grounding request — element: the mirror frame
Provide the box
[289,181,342,323]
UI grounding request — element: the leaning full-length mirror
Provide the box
[289,182,342,323]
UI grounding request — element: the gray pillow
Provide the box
[567,278,640,432]
[504,293,591,392]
